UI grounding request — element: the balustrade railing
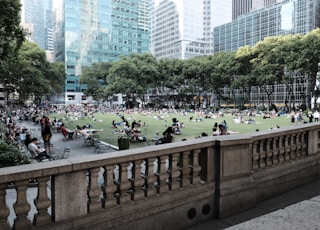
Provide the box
[0,123,319,229]
[0,140,210,229]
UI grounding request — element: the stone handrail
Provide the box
[0,123,320,229]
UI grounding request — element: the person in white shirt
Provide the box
[28,138,47,161]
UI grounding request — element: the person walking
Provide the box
[42,121,52,154]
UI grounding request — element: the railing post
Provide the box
[104,165,117,208]
[33,176,51,226]
[132,160,145,200]
[88,167,103,212]
[181,151,191,188]
[158,156,169,193]
[145,158,157,197]
[119,162,132,203]
[171,153,181,191]
[13,180,32,229]
[0,184,10,230]
[191,149,201,185]
[52,170,88,221]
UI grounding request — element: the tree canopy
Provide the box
[80,29,320,110]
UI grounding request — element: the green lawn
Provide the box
[50,110,299,148]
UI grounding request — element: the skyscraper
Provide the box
[21,0,54,52]
[53,0,150,104]
[232,0,282,20]
[150,0,232,60]
[214,0,320,53]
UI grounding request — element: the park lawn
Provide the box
[52,111,296,148]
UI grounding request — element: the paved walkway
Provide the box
[187,179,320,230]
[19,120,117,159]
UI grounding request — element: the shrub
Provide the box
[0,144,30,168]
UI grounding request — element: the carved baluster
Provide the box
[290,134,297,159]
[259,140,266,169]
[301,132,308,157]
[105,165,117,208]
[284,135,290,161]
[33,176,51,226]
[88,167,102,212]
[158,155,169,193]
[145,158,157,197]
[132,160,145,201]
[13,180,32,229]
[278,136,285,163]
[181,151,191,188]
[119,162,132,204]
[0,184,10,230]
[252,141,260,171]
[272,137,279,164]
[171,153,181,190]
[266,138,272,166]
[295,133,300,158]
[191,149,201,185]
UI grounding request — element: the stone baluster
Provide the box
[171,153,181,190]
[158,155,169,194]
[296,133,302,158]
[266,138,272,167]
[181,151,191,188]
[258,140,266,169]
[105,165,117,208]
[88,167,102,212]
[301,132,308,157]
[191,149,201,185]
[278,136,285,163]
[145,158,157,197]
[272,137,279,164]
[290,134,297,160]
[13,180,32,229]
[33,176,51,227]
[252,141,260,171]
[132,160,145,201]
[119,162,132,204]
[0,184,10,230]
[284,135,290,161]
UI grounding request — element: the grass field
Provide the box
[50,110,298,148]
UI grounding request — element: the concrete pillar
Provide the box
[52,170,88,221]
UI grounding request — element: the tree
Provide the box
[294,29,320,109]
[80,62,112,101]
[15,42,65,105]
[209,52,238,107]
[251,37,286,107]
[0,0,26,83]
[107,53,159,108]
[234,46,258,106]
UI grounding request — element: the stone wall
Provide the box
[0,123,320,229]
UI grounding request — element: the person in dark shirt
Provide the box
[24,133,32,147]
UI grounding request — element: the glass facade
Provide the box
[214,0,320,53]
[214,0,320,107]
[150,0,220,60]
[54,0,150,104]
[21,0,54,51]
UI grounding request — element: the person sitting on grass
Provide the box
[156,126,173,145]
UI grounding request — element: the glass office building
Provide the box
[232,0,282,20]
[150,0,227,60]
[54,0,149,104]
[214,0,320,108]
[21,0,54,51]
[214,0,320,53]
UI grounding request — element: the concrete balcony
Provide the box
[0,123,319,229]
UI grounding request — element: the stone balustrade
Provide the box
[0,123,320,229]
